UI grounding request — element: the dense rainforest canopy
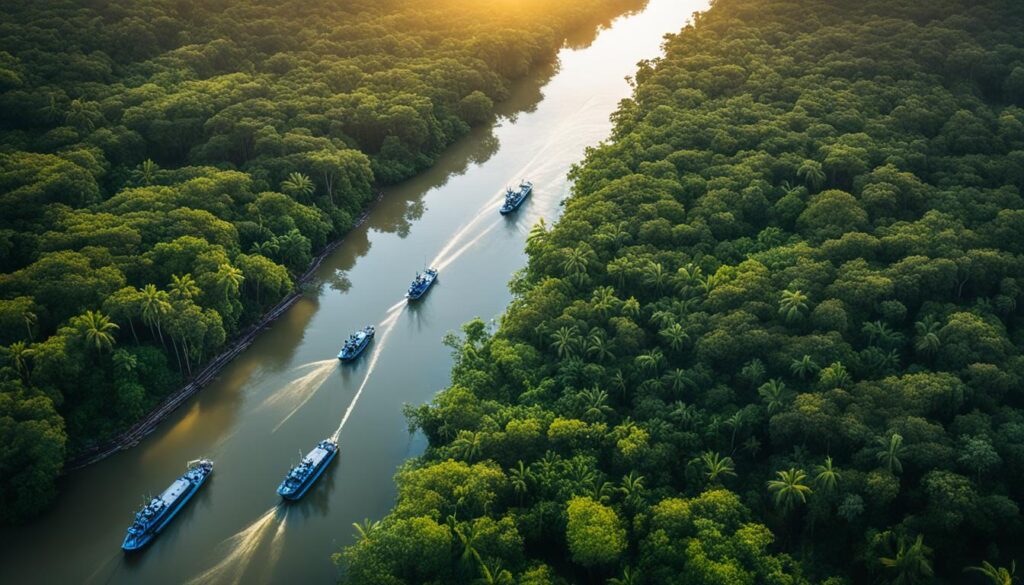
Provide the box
[338,0,1024,583]
[0,0,642,523]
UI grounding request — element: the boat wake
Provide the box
[268,360,339,433]
[83,551,123,585]
[434,219,501,272]
[330,306,404,442]
[185,506,285,585]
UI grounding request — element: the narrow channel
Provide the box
[0,0,706,582]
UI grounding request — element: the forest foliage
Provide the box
[0,0,642,523]
[338,0,1024,582]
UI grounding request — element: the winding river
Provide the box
[0,1,706,582]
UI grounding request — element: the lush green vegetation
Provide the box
[338,0,1024,582]
[0,0,643,523]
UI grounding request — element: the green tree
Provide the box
[565,496,627,568]
[767,468,813,514]
[690,451,736,485]
[879,534,933,585]
[813,456,841,494]
[965,561,1016,585]
[169,273,200,301]
[281,172,315,200]
[758,379,792,415]
[876,433,904,475]
[779,289,809,322]
[72,310,119,353]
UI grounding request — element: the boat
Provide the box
[337,325,375,361]
[406,268,438,300]
[122,459,214,552]
[277,438,339,500]
[499,180,533,215]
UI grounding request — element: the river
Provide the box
[0,0,706,582]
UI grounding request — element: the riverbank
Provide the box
[67,191,385,471]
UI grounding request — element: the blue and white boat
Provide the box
[338,326,374,361]
[499,180,533,215]
[122,459,213,552]
[406,268,438,301]
[277,439,338,500]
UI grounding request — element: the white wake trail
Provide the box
[331,305,404,442]
[435,220,500,273]
[186,506,283,585]
[271,360,339,433]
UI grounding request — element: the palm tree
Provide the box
[449,516,481,567]
[140,284,171,344]
[779,289,809,322]
[797,159,826,191]
[561,246,594,283]
[621,297,641,319]
[675,262,703,293]
[567,458,597,489]
[670,401,699,428]
[965,560,1016,585]
[64,98,96,131]
[22,308,37,342]
[352,518,380,542]
[3,341,34,383]
[74,310,119,353]
[591,480,615,505]
[700,273,719,295]
[649,309,676,329]
[758,379,792,415]
[635,347,665,375]
[619,471,646,508]
[818,361,852,389]
[724,411,745,451]
[876,432,904,475]
[169,273,200,301]
[914,316,942,355]
[813,456,841,494]
[281,172,315,200]
[112,349,138,376]
[250,239,279,257]
[790,354,819,379]
[608,566,640,585]
[580,387,612,421]
[550,326,580,359]
[659,323,690,352]
[452,431,482,462]
[591,287,618,318]
[879,534,933,585]
[509,461,531,504]
[214,263,244,301]
[740,358,766,387]
[134,159,159,186]
[691,451,736,485]
[663,368,696,396]
[526,218,547,247]
[767,468,813,514]
[863,321,904,348]
[586,328,615,363]
[643,262,669,295]
[476,558,514,585]
[612,369,629,400]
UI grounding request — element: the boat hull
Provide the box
[500,185,532,214]
[338,332,374,361]
[278,448,337,501]
[121,471,211,552]
[406,275,437,301]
